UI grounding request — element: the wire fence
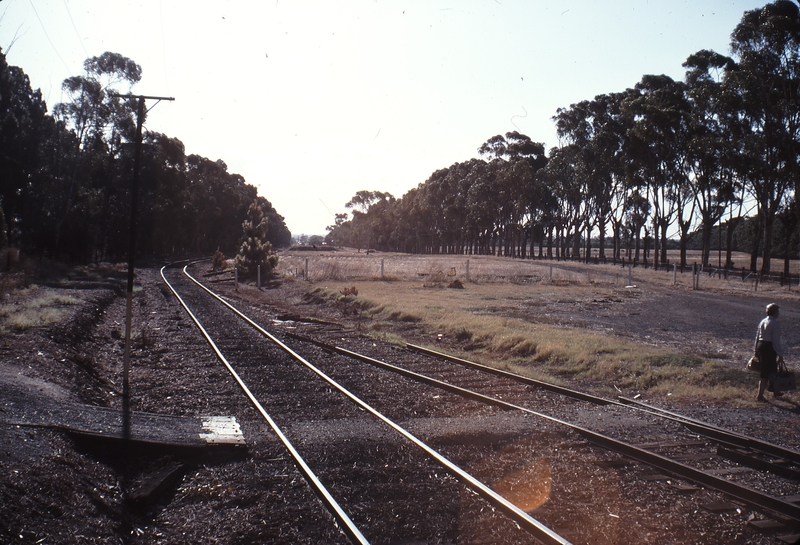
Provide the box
[274,251,800,294]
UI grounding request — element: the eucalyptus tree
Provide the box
[490,158,529,257]
[54,52,141,149]
[465,160,500,255]
[0,49,49,248]
[682,50,740,267]
[498,158,538,257]
[342,190,396,252]
[478,132,547,257]
[554,92,631,261]
[390,187,423,253]
[624,189,651,261]
[186,156,258,255]
[624,75,690,267]
[776,198,799,274]
[415,167,457,253]
[719,117,755,270]
[141,132,192,256]
[362,192,396,252]
[536,145,586,258]
[49,52,143,257]
[258,197,292,249]
[554,100,598,259]
[524,163,557,258]
[727,0,800,273]
[436,161,477,254]
[325,213,356,249]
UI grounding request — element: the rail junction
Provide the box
[156,261,800,544]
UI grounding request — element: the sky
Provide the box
[0,0,770,236]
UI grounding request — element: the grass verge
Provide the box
[0,288,81,332]
[303,277,760,405]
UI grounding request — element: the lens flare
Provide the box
[492,458,551,512]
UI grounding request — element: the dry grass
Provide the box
[279,249,800,295]
[279,249,800,405]
[0,288,81,332]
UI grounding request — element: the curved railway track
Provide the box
[164,262,800,544]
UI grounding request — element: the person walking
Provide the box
[754,303,784,401]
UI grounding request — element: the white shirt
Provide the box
[756,315,783,356]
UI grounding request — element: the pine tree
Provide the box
[235,201,278,276]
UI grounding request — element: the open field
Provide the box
[275,249,800,408]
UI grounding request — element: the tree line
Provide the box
[326,1,800,275]
[0,50,291,264]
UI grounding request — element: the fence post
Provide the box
[550,265,553,280]
[381,258,385,279]
[673,263,677,286]
[627,264,633,287]
[234,267,238,292]
[257,265,261,289]
[466,259,470,282]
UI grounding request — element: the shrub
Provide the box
[212,248,226,271]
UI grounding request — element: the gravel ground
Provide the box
[1,262,799,544]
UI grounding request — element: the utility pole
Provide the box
[111,93,174,439]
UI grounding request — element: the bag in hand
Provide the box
[768,360,796,392]
[747,355,761,373]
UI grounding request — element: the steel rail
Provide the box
[408,343,800,468]
[295,337,800,522]
[285,332,517,411]
[160,265,370,545]
[407,342,612,405]
[617,397,800,465]
[178,266,572,545]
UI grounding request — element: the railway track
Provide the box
[165,262,800,544]
[162,264,569,544]
[280,335,800,529]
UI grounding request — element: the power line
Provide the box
[28,0,73,76]
[61,0,89,59]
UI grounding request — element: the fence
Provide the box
[273,251,800,293]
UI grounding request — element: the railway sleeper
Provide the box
[717,444,800,481]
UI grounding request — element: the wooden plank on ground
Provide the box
[4,400,244,447]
